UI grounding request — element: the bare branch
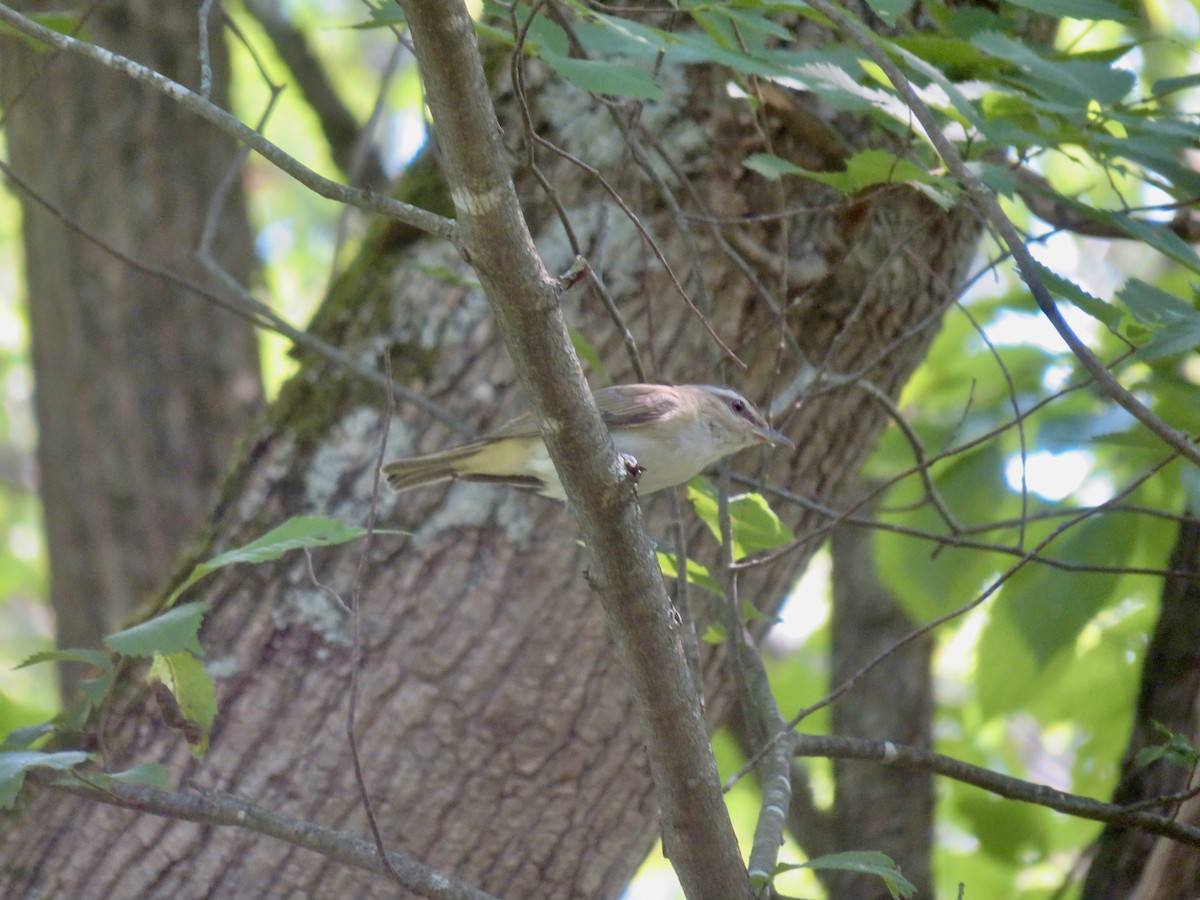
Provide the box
[804,0,1200,469]
[242,0,390,188]
[1014,167,1200,243]
[792,733,1200,849]
[49,778,499,900]
[0,2,454,243]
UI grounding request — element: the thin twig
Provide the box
[0,155,470,436]
[805,0,1200,468]
[48,778,499,900]
[728,451,1180,788]
[344,352,403,884]
[0,2,456,244]
[791,733,1200,848]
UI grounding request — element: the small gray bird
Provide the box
[383,383,792,501]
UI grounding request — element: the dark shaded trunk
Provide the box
[0,0,264,697]
[1082,514,1200,900]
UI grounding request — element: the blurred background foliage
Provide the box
[2,0,1199,896]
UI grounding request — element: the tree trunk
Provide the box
[0,0,263,697]
[1081,514,1200,899]
[0,25,982,900]
[825,504,934,898]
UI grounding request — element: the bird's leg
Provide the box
[618,453,645,492]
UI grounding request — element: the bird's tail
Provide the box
[383,444,485,492]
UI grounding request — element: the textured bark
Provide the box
[0,0,263,696]
[1081,515,1200,900]
[0,16,983,900]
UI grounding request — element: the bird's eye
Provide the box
[731,399,746,413]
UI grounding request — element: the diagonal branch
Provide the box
[0,2,454,244]
[805,0,1200,469]
[49,778,498,900]
[792,733,1200,848]
[242,0,390,188]
[397,2,751,896]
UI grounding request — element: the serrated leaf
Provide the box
[149,652,217,759]
[973,32,1134,106]
[166,515,400,608]
[1097,213,1200,274]
[1119,279,1200,360]
[16,648,112,673]
[105,602,208,658]
[864,0,916,25]
[699,3,794,41]
[17,648,115,708]
[1002,0,1135,22]
[1034,262,1123,329]
[0,750,90,810]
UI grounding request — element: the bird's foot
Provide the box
[619,453,645,492]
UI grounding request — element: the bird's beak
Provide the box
[757,424,794,449]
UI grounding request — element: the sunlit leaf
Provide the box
[773,850,916,898]
[148,652,217,759]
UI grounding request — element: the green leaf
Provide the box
[1151,73,1200,99]
[657,551,721,595]
[16,648,111,672]
[149,652,217,758]
[105,602,208,658]
[1119,279,1200,360]
[875,445,1015,622]
[775,851,916,898]
[996,514,1128,668]
[972,32,1135,106]
[748,151,955,210]
[0,750,90,810]
[1034,262,1123,330]
[1096,213,1200,274]
[864,0,916,25]
[569,328,611,386]
[540,51,662,100]
[17,649,115,707]
[1,723,53,750]
[166,515,399,608]
[743,153,808,181]
[108,762,171,789]
[1001,0,1135,23]
[954,791,1049,864]
[0,12,87,50]
[688,480,794,560]
[701,622,728,644]
[352,4,406,29]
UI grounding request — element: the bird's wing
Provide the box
[595,384,680,428]
[479,384,679,438]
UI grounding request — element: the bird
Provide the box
[383,383,792,502]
